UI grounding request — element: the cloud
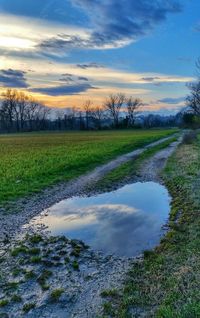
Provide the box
[59,76,74,83]
[76,63,104,69]
[0,69,28,88]
[0,1,183,61]
[78,76,89,81]
[59,74,89,83]
[141,77,160,82]
[38,0,182,51]
[62,73,73,77]
[0,13,90,57]
[30,83,95,96]
[157,97,185,104]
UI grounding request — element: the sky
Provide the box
[0,0,199,114]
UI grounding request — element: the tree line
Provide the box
[0,89,143,132]
[0,89,50,132]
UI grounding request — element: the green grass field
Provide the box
[0,129,177,204]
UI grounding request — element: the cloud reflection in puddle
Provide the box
[30,182,171,257]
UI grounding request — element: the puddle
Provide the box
[28,182,171,257]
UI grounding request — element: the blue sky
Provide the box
[0,0,199,113]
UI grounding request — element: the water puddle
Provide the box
[28,182,171,257]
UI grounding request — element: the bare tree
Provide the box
[1,89,18,130]
[26,98,41,130]
[186,81,200,116]
[15,91,29,131]
[1,90,30,131]
[104,93,125,127]
[92,106,105,129]
[186,57,200,116]
[83,100,93,129]
[126,97,142,127]
[66,107,78,130]
[0,89,51,131]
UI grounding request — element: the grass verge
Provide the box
[96,136,177,190]
[102,134,200,317]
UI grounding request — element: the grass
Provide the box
[12,268,21,277]
[0,129,177,205]
[96,136,177,189]
[101,289,119,298]
[70,246,81,257]
[25,270,36,280]
[72,260,79,270]
[0,299,9,307]
[28,247,40,255]
[105,133,200,317]
[10,245,27,257]
[50,288,64,302]
[28,234,43,244]
[37,269,52,291]
[30,256,41,264]
[11,294,22,302]
[23,302,36,313]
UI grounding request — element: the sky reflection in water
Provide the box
[34,182,171,257]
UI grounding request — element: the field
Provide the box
[0,129,177,204]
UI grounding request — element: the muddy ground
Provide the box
[0,135,183,318]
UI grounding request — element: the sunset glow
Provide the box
[0,0,199,113]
